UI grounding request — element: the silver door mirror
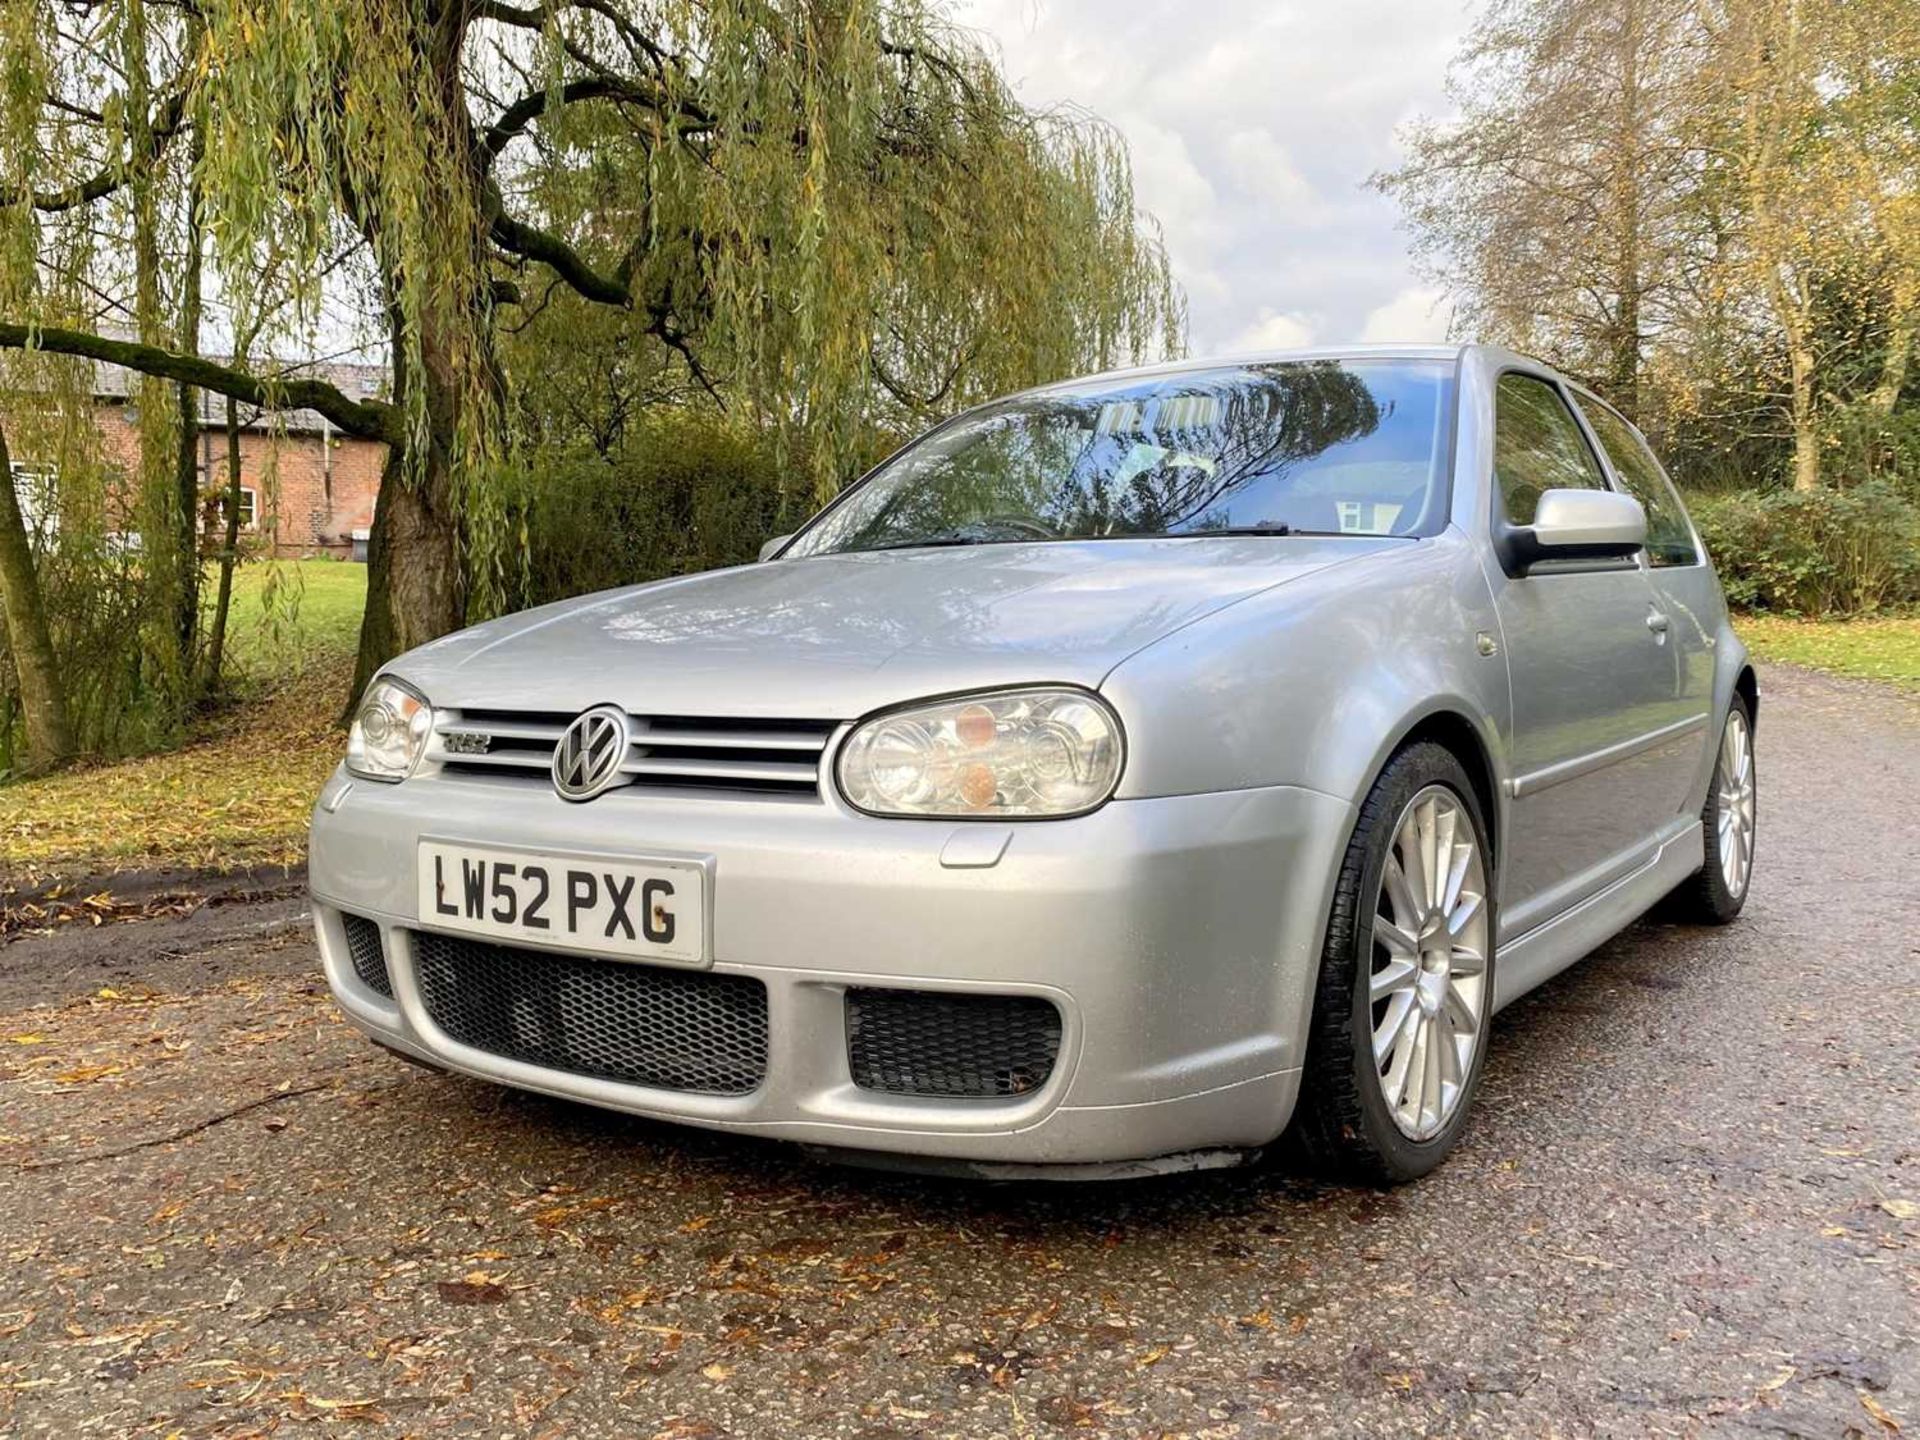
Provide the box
[1498,489,1645,574]
[758,534,793,563]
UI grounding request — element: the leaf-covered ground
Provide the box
[1737,613,1920,693]
[0,561,365,883]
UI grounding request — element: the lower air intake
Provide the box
[341,914,392,998]
[411,933,768,1095]
[846,988,1062,1099]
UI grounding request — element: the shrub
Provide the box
[1822,400,1920,502]
[1692,481,1920,615]
[512,413,825,608]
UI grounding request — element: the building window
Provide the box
[9,460,59,540]
[217,485,258,531]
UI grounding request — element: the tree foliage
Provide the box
[1380,0,1918,491]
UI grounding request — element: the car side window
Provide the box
[1576,398,1701,567]
[1492,373,1608,526]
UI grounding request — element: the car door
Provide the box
[1486,372,1700,936]
[1572,392,1716,750]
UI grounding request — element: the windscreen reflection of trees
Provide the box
[835,364,1381,547]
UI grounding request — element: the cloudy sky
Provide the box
[950,0,1474,356]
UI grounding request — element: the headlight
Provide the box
[345,676,433,782]
[837,688,1124,818]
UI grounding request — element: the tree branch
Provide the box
[481,75,674,163]
[3,86,191,214]
[0,323,404,445]
[486,205,633,306]
[472,0,547,28]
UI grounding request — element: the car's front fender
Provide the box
[1100,529,1512,817]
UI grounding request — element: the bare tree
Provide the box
[1377,0,1710,416]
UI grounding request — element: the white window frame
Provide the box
[9,459,59,539]
[220,484,259,531]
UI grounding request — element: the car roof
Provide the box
[1017,343,1474,400]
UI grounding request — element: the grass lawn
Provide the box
[1,560,366,883]
[1736,613,1920,693]
[214,558,369,676]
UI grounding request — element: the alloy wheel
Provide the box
[1369,786,1490,1141]
[1716,708,1756,898]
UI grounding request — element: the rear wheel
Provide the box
[1297,742,1495,1183]
[1667,698,1755,924]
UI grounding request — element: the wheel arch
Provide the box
[1734,663,1759,733]
[1343,700,1506,874]
[1390,709,1503,866]
[1287,701,1505,1036]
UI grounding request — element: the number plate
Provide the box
[416,841,708,966]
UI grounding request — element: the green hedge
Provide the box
[1692,481,1920,616]
[513,415,823,607]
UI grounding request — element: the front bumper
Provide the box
[309,766,1352,1168]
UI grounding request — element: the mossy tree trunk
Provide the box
[0,424,74,773]
[202,393,246,695]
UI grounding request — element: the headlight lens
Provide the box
[837,688,1124,818]
[345,677,433,782]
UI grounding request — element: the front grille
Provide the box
[433,708,835,798]
[411,932,768,1095]
[846,988,1063,1099]
[341,914,392,998]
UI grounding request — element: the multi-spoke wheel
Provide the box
[1714,708,1755,897]
[1369,786,1490,1141]
[1297,741,1496,1183]
[1669,695,1756,925]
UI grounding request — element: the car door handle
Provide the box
[1645,608,1670,634]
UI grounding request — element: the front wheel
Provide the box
[1667,698,1755,924]
[1296,742,1495,1184]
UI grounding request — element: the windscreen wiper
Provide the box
[861,534,1012,551]
[1174,524,1296,536]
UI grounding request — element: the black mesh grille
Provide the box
[846,988,1062,1098]
[411,932,767,1095]
[341,914,392,998]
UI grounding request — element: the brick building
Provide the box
[13,355,390,559]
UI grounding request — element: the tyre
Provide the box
[1666,697,1755,925]
[1296,742,1496,1184]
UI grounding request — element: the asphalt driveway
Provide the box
[1,664,1914,1438]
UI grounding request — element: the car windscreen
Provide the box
[785,358,1456,556]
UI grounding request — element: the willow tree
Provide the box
[0,0,207,766]
[1,0,1180,710]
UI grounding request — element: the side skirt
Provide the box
[1492,819,1705,1012]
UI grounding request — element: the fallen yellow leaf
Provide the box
[53,1064,125,1085]
[1860,1391,1901,1433]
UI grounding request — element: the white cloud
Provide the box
[1221,129,1321,216]
[1360,286,1453,342]
[951,0,1472,356]
[1223,308,1317,354]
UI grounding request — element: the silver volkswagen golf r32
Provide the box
[310,344,1758,1183]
